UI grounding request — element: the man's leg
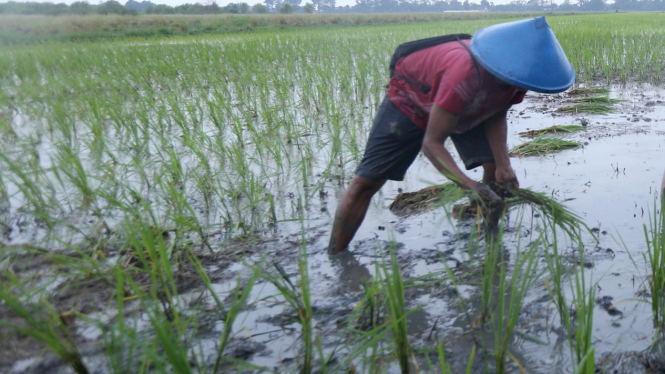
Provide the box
[328,175,386,255]
[482,162,496,184]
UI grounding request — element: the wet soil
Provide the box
[4,84,665,373]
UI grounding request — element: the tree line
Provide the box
[0,0,661,16]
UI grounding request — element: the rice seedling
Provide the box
[391,184,590,240]
[259,200,314,373]
[491,234,542,373]
[569,251,596,374]
[555,103,617,115]
[210,267,260,372]
[542,224,596,374]
[518,124,585,137]
[437,341,452,374]
[643,198,665,328]
[509,137,582,157]
[0,271,90,374]
[379,242,412,374]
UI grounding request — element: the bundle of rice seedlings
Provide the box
[519,125,585,137]
[509,137,582,157]
[509,188,588,238]
[388,183,464,215]
[567,87,610,96]
[389,183,589,237]
[555,103,617,115]
[565,96,624,104]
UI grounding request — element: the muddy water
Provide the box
[195,85,665,374]
[5,85,665,374]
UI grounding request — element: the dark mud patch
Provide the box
[599,338,665,374]
[596,295,623,316]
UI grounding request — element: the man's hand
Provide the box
[495,167,519,193]
[474,182,502,201]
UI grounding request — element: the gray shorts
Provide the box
[355,97,494,181]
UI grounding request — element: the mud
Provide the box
[4,84,665,373]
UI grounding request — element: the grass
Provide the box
[509,137,582,156]
[518,124,586,137]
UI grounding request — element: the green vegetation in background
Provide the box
[0,12,561,45]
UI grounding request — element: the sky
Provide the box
[0,0,545,10]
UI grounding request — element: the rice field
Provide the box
[1,11,665,374]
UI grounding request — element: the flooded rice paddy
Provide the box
[2,15,665,374]
[4,85,664,374]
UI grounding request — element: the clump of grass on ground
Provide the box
[555,103,617,115]
[567,87,610,96]
[509,137,582,157]
[518,125,586,137]
[565,96,624,104]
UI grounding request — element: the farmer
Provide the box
[328,17,575,255]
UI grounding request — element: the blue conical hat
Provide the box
[471,16,575,93]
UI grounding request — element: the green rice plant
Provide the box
[543,232,571,327]
[643,198,665,328]
[491,234,542,373]
[555,103,617,115]
[543,225,596,374]
[437,340,452,374]
[0,148,53,216]
[480,230,501,324]
[509,137,582,157]
[565,96,624,104]
[379,242,412,374]
[99,266,139,374]
[0,271,90,374]
[50,140,97,209]
[518,125,585,137]
[260,201,313,373]
[510,188,592,240]
[211,267,260,372]
[570,250,596,374]
[392,185,590,241]
[341,267,389,373]
[266,259,313,373]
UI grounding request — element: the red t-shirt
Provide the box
[387,39,526,132]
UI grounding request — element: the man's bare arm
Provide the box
[484,107,519,187]
[422,103,479,189]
